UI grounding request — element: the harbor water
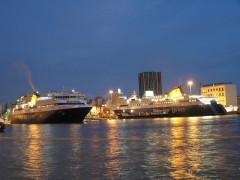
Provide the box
[1,115,240,179]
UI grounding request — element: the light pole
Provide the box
[187,81,193,95]
[109,90,113,106]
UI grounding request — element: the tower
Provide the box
[138,72,162,98]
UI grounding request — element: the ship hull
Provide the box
[11,107,92,124]
[114,103,227,119]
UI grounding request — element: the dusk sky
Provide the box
[1,0,240,103]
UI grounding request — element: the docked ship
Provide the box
[10,88,92,124]
[113,86,227,119]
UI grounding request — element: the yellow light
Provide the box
[188,81,193,86]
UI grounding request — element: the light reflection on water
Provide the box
[168,117,200,179]
[0,115,240,179]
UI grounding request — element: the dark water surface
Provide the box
[1,115,240,179]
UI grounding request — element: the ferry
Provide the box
[10,88,92,124]
[113,86,227,119]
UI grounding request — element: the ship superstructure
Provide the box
[46,87,86,101]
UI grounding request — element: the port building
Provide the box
[138,72,162,98]
[201,82,238,112]
[111,89,127,108]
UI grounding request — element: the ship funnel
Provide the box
[167,86,184,98]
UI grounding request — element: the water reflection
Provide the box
[1,115,240,179]
[22,125,45,179]
[169,117,201,179]
[65,125,82,178]
[104,119,121,179]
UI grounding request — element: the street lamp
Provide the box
[109,90,113,103]
[187,81,193,95]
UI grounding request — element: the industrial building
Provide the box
[138,72,162,98]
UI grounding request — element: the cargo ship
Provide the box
[113,86,227,119]
[10,89,92,124]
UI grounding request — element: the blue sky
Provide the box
[1,0,240,102]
